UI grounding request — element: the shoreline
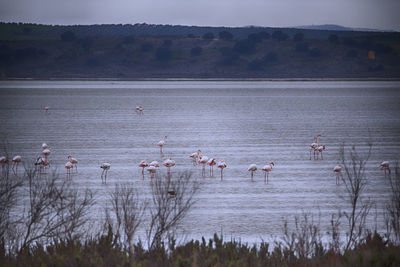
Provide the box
[1,77,400,82]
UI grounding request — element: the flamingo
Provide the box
[217,160,227,180]
[34,157,50,174]
[139,160,149,179]
[248,164,257,181]
[136,105,143,115]
[380,161,391,177]
[315,145,326,160]
[0,156,9,172]
[42,148,51,161]
[207,158,217,176]
[65,161,73,178]
[262,162,275,184]
[163,157,175,178]
[147,165,157,178]
[309,134,321,160]
[190,149,201,166]
[333,165,342,185]
[11,155,22,175]
[44,106,50,114]
[100,163,111,183]
[198,155,208,177]
[42,143,48,150]
[157,136,167,153]
[68,155,78,173]
[149,160,160,167]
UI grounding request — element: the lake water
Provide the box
[1,80,400,244]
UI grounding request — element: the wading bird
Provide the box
[68,155,78,173]
[42,148,51,160]
[217,160,227,180]
[190,149,201,166]
[262,162,275,184]
[163,157,175,178]
[65,161,73,178]
[198,155,208,177]
[34,157,50,174]
[248,164,257,181]
[11,155,22,175]
[207,158,217,176]
[315,145,326,160]
[42,143,48,150]
[380,161,391,177]
[157,136,167,154]
[100,163,111,183]
[0,156,9,172]
[147,165,157,178]
[309,134,321,160]
[333,165,342,185]
[139,160,149,179]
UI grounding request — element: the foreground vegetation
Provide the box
[0,22,399,78]
[1,145,400,266]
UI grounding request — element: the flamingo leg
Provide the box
[251,171,253,181]
[310,149,312,160]
[267,173,269,184]
[264,172,267,184]
[221,169,223,181]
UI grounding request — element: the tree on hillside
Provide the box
[60,31,76,42]
[219,31,233,41]
[202,32,214,40]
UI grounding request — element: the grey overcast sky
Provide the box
[0,0,399,31]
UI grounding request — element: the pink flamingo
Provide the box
[42,148,51,161]
[190,149,201,166]
[65,161,73,178]
[333,165,342,185]
[198,155,208,177]
[136,105,143,115]
[0,156,9,172]
[314,145,326,160]
[262,162,275,184]
[147,165,157,178]
[207,158,217,176]
[44,106,50,114]
[380,161,391,177]
[217,160,227,180]
[42,143,48,150]
[34,157,50,174]
[149,160,160,167]
[11,155,22,175]
[157,136,167,154]
[68,155,78,173]
[248,164,257,181]
[163,157,175,178]
[100,163,111,183]
[139,160,149,179]
[309,134,321,160]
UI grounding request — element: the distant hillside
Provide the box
[294,24,386,32]
[0,22,399,79]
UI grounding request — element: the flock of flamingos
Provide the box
[0,106,393,185]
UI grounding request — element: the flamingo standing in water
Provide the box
[157,136,167,154]
[190,149,201,166]
[380,161,391,177]
[217,160,227,180]
[248,164,257,181]
[136,105,143,115]
[34,157,50,174]
[65,161,73,178]
[100,163,111,183]
[44,106,50,114]
[333,165,342,185]
[139,160,149,179]
[262,162,275,184]
[11,155,22,175]
[42,143,48,150]
[163,158,175,178]
[315,145,326,160]
[198,155,208,177]
[42,148,51,161]
[0,156,9,172]
[68,155,78,173]
[147,166,157,178]
[207,158,217,176]
[309,134,321,160]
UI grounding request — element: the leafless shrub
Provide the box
[2,167,94,254]
[278,213,324,259]
[105,184,147,258]
[385,163,400,244]
[339,144,373,251]
[327,211,342,253]
[146,171,199,251]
